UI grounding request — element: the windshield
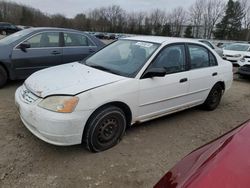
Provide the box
[84,40,160,77]
[225,44,250,52]
[0,29,32,44]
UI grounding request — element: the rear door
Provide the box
[11,31,62,78]
[187,44,219,104]
[62,32,97,63]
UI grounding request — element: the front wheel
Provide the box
[83,106,126,152]
[202,84,223,111]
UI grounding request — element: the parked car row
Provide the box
[92,32,128,40]
[220,43,250,78]
[0,27,105,87]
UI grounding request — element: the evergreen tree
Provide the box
[161,23,172,36]
[20,7,34,26]
[214,0,245,40]
[184,25,193,38]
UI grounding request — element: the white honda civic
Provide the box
[15,36,233,152]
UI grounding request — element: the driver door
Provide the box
[138,44,190,121]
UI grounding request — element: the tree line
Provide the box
[0,0,250,40]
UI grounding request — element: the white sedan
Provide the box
[223,43,250,66]
[15,36,233,152]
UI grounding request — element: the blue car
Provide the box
[0,27,105,87]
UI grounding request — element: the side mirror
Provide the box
[19,42,31,52]
[142,68,166,79]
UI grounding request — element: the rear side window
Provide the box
[64,33,95,47]
[188,44,210,69]
[188,44,217,69]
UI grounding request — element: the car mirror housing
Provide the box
[19,42,31,52]
[142,68,166,79]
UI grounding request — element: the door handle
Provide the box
[179,78,188,83]
[51,51,61,55]
[212,72,218,76]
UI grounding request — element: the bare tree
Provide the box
[189,0,205,38]
[169,7,186,37]
[240,0,250,40]
[203,0,225,39]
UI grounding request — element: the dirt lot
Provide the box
[0,74,250,188]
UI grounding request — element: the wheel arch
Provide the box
[215,81,225,91]
[0,61,9,78]
[88,101,132,127]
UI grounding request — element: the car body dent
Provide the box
[24,62,125,98]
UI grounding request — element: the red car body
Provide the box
[154,120,250,188]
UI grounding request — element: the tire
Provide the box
[83,106,126,152]
[202,84,223,111]
[0,65,7,88]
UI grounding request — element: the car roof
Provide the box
[123,36,201,44]
[28,27,82,32]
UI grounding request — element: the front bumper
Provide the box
[15,86,89,146]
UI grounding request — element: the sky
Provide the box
[9,0,196,18]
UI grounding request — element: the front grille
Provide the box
[20,85,39,104]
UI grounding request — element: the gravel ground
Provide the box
[0,69,250,188]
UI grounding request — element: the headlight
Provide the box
[38,96,79,113]
[234,54,241,57]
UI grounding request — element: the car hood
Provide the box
[24,62,125,98]
[223,50,248,56]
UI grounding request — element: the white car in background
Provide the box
[15,36,233,152]
[223,43,250,66]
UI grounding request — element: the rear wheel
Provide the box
[83,106,126,152]
[202,84,223,111]
[0,65,7,88]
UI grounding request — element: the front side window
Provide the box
[149,44,186,74]
[64,33,95,47]
[26,32,59,48]
[188,44,210,69]
[84,40,160,77]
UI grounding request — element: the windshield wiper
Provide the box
[89,64,119,75]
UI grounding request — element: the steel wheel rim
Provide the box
[97,117,119,144]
